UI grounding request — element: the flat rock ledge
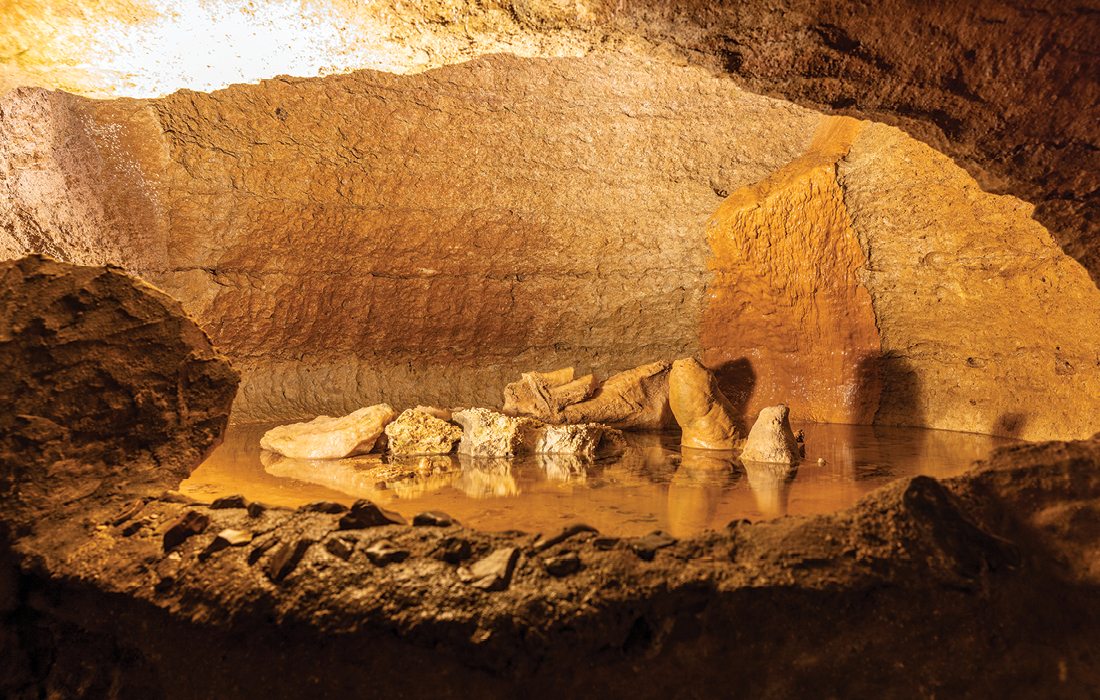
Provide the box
[3,258,1100,697]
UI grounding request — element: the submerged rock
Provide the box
[503,367,598,422]
[562,360,674,430]
[669,357,742,450]
[260,404,397,459]
[384,408,463,455]
[740,405,801,465]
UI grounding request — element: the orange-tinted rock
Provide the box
[840,123,1100,441]
[703,116,882,426]
[669,358,741,450]
[502,367,598,423]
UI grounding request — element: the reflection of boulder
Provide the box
[742,460,798,519]
[562,361,674,430]
[740,405,801,465]
[667,449,739,537]
[669,357,742,450]
[260,404,396,459]
[260,451,460,502]
[454,456,519,498]
[536,454,591,483]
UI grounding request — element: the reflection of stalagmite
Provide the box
[260,451,459,502]
[667,448,738,537]
[454,455,519,498]
[742,460,798,519]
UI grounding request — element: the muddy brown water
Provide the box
[180,422,1013,537]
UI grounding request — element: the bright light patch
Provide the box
[73,0,422,97]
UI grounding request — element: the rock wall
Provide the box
[0,51,1097,440]
[2,1,1096,284]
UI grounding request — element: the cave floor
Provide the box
[181,421,1014,537]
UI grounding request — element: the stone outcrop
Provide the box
[0,255,238,524]
[383,408,463,456]
[562,360,674,431]
[740,405,801,466]
[503,367,598,423]
[453,407,624,459]
[260,404,396,460]
[534,424,625,458]
[704,116,1100,440]
[668,357,741,450]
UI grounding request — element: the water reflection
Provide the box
[180,422,1014,536]
[742,460,798,520]
[667,449,739,537]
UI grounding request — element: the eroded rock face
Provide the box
[260,404,396,460]
[740,405,801,466]
[534,423,625,458]
[0,255,237,521]
[384,408,463,456]
[669,357,741,450]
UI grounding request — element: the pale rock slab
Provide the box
[669,357,742,450]
[260,404,396,459]
[452,408,543,458]
[384,408,463,455]
[739,405,801,465]
[534,423,625,458]
[562,361,674,430]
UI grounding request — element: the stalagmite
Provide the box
[669,357,742,450]
[740,405,802,465]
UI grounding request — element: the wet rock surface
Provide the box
[668,357,741,450]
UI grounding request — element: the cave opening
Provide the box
[1,1,1098,697]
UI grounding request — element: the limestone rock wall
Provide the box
[2,1,1095,284]
[0,51,1097,440]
